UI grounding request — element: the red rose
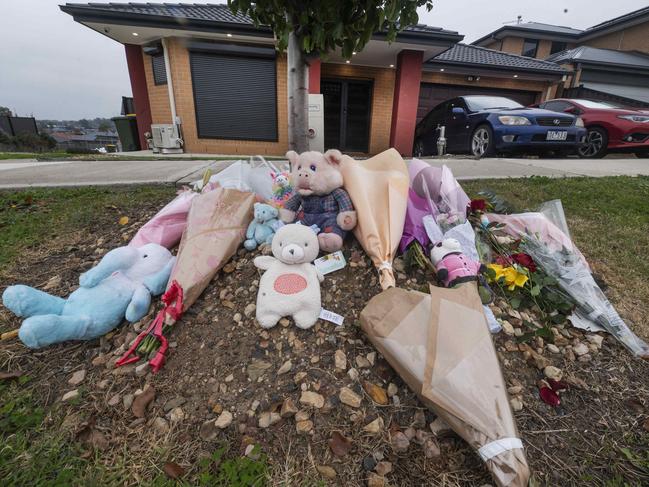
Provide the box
[469,199,487,212]
[512,253,537,272]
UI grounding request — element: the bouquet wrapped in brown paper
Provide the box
[340,148,409,289]
[360,284,530,487]
[118,187,255,372]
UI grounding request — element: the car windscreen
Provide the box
[464,96,523,111]
[574,99,621,109]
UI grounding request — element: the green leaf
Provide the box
[510,297,521,309]
[531,285,541,297]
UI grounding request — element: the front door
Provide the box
[321,78,372,152]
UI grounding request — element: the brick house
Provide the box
[472,6,649,107]
[61,3,568,156]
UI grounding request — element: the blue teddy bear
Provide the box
[2,243,175,349]
[244,203,280,251]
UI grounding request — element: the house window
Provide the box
[190,51,278,141]
[151,54,167,85]
[521,38,539,58]
[550,41,567,55]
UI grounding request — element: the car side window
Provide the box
[544,101,570,113]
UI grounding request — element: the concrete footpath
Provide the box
[1,157,648,189]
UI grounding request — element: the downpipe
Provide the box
[436,125,447,156]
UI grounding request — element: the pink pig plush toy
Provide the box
[430,238,485,287]
[279,150,357,253]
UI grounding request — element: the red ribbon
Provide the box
[115,280,184,373]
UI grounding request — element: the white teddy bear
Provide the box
[254,224,323,329]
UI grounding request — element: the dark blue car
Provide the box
[413,95,588,157]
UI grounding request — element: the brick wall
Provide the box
[320,62,395,155]
[143,37,289,155]
[583,23,649,54]
[142,50,172,125]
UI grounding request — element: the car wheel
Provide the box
[471,125,495,158]
[578,127,608,158]
[413,139,426,157]
[635,151,649,158]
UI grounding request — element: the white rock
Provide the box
[135,362,149,376]
[510,397,523,411]
[153,417,170,434]
[366,351,377,365]
[225,373,234,382]
[586,335,604,348]
[501,321,515,336]
[544,366,563,381]
[573,342,589,356]
[387,383,398,397]
[68,370,86,386]
[244,303,256,317]
[258,411,281,428]
[355,355,371,368]
[546,344,560,354]
[300,391,325,409]
[334,350,347,370]
[363,417,384,434]
[277,360,293,375]
[168,407,185,423]
[339,387,362,408]
[214,410,233,429]
[62,389,79,402]
[347,368,359,381]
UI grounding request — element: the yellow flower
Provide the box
[488,263,528,290]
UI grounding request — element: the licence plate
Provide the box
[546,130,567,141]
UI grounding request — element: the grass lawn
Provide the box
[1,176,648,486]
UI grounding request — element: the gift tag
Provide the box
[320,308,344,326]
[314,251,346,275]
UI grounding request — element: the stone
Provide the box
[375,461,393,476]
[339,387,362,408]
[200,419,219,441]
[244,303,256,317]
[510,397,523,412]
[367,473,385,487]
[168,407,185,423]
[164,397,187,413]
[504,340,518,352]
[107,394,121,407]
[247,360,272,381]
[225,373,234,382]
[135,363,149,376]
[578,354,592,363]
[355,355,371,368]
[92,354,108,367]
[366,352,377,365]
[277,360,293,375]
[294,371,307,383]
[296,419,313,433]
[214,411,233,429]
[573,342,589,356]
[258,412,281,428]
[123,394,134,410]
[403,427,416,440]
[424,438,441,458]
[68,370,86,386]
[300,391,325,409]
[347,368,360,381]
[544,366,563,381]
[316,465,337,479]
[429,417,451,436]
[412,410,426,429]
[387,383,398,397]
[280,398,298,418]
[363,456,377,471]
[501,321,515,336]
[363,417,384,435]
[546,344,561,354]
[586,334,604,348]
[153,417,170,434]
[507,386,524,395]
[363,382,388,405]
[334,350,347,370]
[62,389,79,402]
[295,409,311,422]
[390,431,410,452]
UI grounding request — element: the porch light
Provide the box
[226,33,233,37]
[132,32,139,36]
[389,64,394,68]
[513,74,519,78]
[346,60,350,64]
[352,51,357,55]
[440,68,445,72]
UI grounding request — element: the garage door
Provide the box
[417,83,539,123]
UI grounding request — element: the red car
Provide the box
[536,98,649,158]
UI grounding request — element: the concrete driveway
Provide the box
[0,156,647,189]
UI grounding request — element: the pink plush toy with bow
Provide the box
[430,238,484,287]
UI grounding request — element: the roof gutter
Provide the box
[424,60,568,78]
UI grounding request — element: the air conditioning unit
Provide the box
[150,124,183,154]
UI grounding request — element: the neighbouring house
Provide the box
[61,3,568,156]
[51,130,119,151]
[472,6,649,107]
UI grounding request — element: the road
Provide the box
[0,157,647,189]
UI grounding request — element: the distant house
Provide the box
[472,6,649,107]
[51,130,119,151]
[62,3,569,156]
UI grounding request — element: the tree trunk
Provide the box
[287,31,309,153]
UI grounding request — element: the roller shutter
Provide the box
[190,51,278,141]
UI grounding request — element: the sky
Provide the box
[2,0,648,120]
